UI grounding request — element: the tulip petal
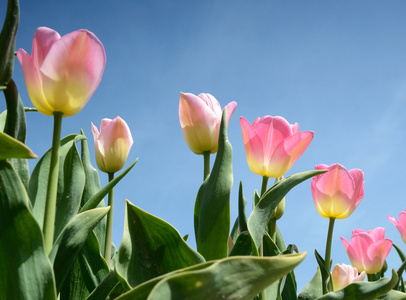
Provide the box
[32,27,61,68]
[240,117,265,175]
[40,30,106,116]
[224,101,237,126]
[91,122,107,173]
[365,239,393,274]
[267,131,314,177]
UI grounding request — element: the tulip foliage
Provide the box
[1,1,406,300]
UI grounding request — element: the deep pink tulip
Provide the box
[179,92,237,154]
[240,116,313,178]
[331,263,365,291]
[387,210,406,243]
[91,117,133,173]
[17,27,106,117]
[311,164,364,219]
[341,228,393,274]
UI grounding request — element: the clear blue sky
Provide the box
[5,0,406,291]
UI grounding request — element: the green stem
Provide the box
[43,111,63,254]
[104,172,115,268]
[259,175,269,300]
[203,151,210,181]
[367,273,378,282]
[324,217,336,293]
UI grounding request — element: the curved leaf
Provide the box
[116,253,307,300]
[0,130,36,160]
[116,200,205,290]
[0,160,56,299]
[194,109,233,261]
[298,267,323,300]
[248,169,327,250]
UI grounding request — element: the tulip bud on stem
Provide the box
[104,172,115,268]
[324,217,336,293]
[203,151,210,181]
[43,111,63,254]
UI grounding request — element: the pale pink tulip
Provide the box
[341,228,393,274]
[331,263,365,291]
[387,210,406,243]
[179,92,237,154]
[91,117,133,173]
[311,164,364,219]
[17,27,106,117]
[240,116,313,178]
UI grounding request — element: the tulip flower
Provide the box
[387,210,406,243]
[341,228,393,274]
[331,263,365,291]
[17,27,106,117]
[240,115,313,178]
[179,92,237,155]
[91,116,133,173]
[311,164,364,219]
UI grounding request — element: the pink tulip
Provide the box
[387,210,406,243]
[17,27,106,117]
[341,228,393,274]
[240,116,313,178]
[91,117,133,173]
[331,263,365,291]
[311,164,364,219]
[179,92,237,154]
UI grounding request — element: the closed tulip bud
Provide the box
[311,164,364,219]
[341,228,393,274]
[387,209,406,243]
[17,27,106,117]
[331,263,365,291]
[179,92,237,154]
[91,116,133,173]
[240,116,313,178]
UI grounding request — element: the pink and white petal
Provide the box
[387,215,399,227]
[32,27,60,68]
[315,164,354,201]
[100,118,113,131]
[291,122,299,134]
[368,227,386,241]
[240,117,265,175]
[224,101,237,125]
[179,93,217,129]
[197,93,222,117]
[365,239,392,273]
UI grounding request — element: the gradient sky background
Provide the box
[3,0,406,292]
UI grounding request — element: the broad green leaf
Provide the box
[3,79,30,188]
[116,253,307,300]
[86,270,120,300]
[0,160,56,299]
[79,158,138,213]
[28,134,85,231]
[377,290,406,299]
[0,130,36,159]
[229,231,254,256]
[230,217,239,245]
[298,267,323,300]
[317,269,398,300]
[248,169,327,250]
[49,207,110,293]
[116,200,205,289]
[315,249,332,293]
[194,109,233,261]
[0,0,19,85]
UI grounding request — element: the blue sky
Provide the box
[5,0,406,291]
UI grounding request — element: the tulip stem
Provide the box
[324,217,336,293]
[258,176,269,300]
[104,172,115,268]
[43,111,63,255]
[203,151,210,181]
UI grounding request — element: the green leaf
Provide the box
[86,270,120,300]
[377,290,406,299]
[229,231,254,256]
[116,200,205,289]
[230,217,239,245]
[0,160,56,299]
[317,269,399,300]
[315,249,332,293]
[393,243,406,291]
[49,207,110,293]
[79,158,138,213]
[238,181,248,233]
[0,130,37,160]
[248,169,327,250]
[116,253,307,300]
[194,109,233,261]
[0,0,19,85]
[28,134,85,231]
[298,267,323,300]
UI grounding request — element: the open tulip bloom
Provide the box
[387,209,406,244]
[17,27,106,117]
[312,164,364,219]
[341,228,393,275]
[240,115,314,178]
